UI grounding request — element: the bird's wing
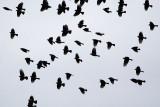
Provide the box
[75,53,79,58]
[18,2,23,9]
[139,38,143,44]
[92,48,97,54]
[20,69,24,77]
[63,25,68,31]
[62,1,66,7]
[123,59,129,67]
[97,0,102,5]
[56,36,61,42]
[58,78,62,83]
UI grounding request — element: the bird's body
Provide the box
[123,57,133,67]
[21,48,29,53]
[95,32,105,36]
[37,61,45,69]
[103,8,112,13]
[30,72,40,83]
[83,28,91,32]
[3,7,12,11]
[48,37,55,45]
[19,69,28,81]
[138,32,147,44]
[93,39,101,47]
[27,96,37,107]
[63,45,72,55]
[56,77,65,89]
[65,73,73,80]
[90,48,100,57]
[62,25,72,37]
[10,28,18,39]
[79,87,87,94]
[100,79,109,88]
[74,5,84,16]
[75,53,82,63]
[135,66,144,75]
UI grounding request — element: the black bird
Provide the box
[55,36,65,44]
[100,79,109,88]
[97,0,106,5]
[20,48,30,53]
[103,8,112,13]
[57,1,69,15]
[19,69,28,81]
[95,32,105,36]
[78,20,87,28]
[123,57,133,67]
[83,28,91,32]
[131,46,140,52]
[118,0,127,7]
[16,9,25,17]
[74,5,84,16]
[37,61,45,69]
[90,48,100,57]
[74,40,84,46]
[75,53,82,63]
[56,77,65,89]
[144,0,152,11]
[130,78,145,86]
[62,24,72,37]
[65,73,73,80]
[63,45,72,55]
[138,32,147,44]
[25,57,34,65]
[27,96,37,107]
[42,61,50,67]
[10,28,18,39]
[106,41,115,50]
[30,72,40,83]
[49,54,58,62]
[16,2,25,17]
[135,66,144,76]
[93,39,101,47]
[117,6,126,17]
[47,37,55,45]
[79,87,87,94]
[149,22,158,31]
[40,0,51,11]
[108,77,118,84]
[3,7,12,11]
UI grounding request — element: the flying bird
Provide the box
[100,79,109,88]
[57,1,69,15]
[10,28,18,39]
[74,40,84,46]
[37,61,45,69]
[40,0,51,11]
[123,57,133,67]
[49,54,58,62]
[93,39,101,47]
[78,20,87,28]
[79,87,87,94]
[3,7,12,11]
[56,77,65,89]
[144,0,152,11]
[83,28,91,32]
[131,46,140,52]
[108,77,118,84]
[135,66,144,76]
[74,5,84,16]
[138,32,147,44]
[25,57,34,65]
[19,69,28,81]
[16,2,25,17]
[75,53,82,63]
[130,78,146,86]
[47,37,55,45]
[41,60,50,67]
[149,22,158,30]
[56,36,65,44]
[27,96,37,107]
[20,48,30,53]
[90,47,100,57]
[117,6,126,17]
[65,73,73,80]
[95,32,105,36]
[62,24,72,37]
[118,0,127,7]
[106,41,115,50]
[97,0,106,5]
[63,45,72,55]
[103,8,112,13]
[30,72,40,83]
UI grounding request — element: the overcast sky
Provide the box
[0,0,160,107]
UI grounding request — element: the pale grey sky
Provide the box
[0,0,160,107]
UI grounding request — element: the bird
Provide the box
[75,53,82,63]
[78,20,87,28]
[40,0,51,12]
[131,46,140,52]
[74,40,84,46]
[20,48,30,53]
[56,77,65,89]
[135,66,144,76]
[97,0,106,5]
[61,0,69,12]
[108,77,118,84]
[3,7,12,11]
[79,87,87,94]
[25,57,34,65]
[93,39,101,47]
[16,2,25,17]
[49,54,58,62]
[10,28,18,39]
[100,79,109,88]
[16,9,25,17]
[47,37,55,45]
[123,57,133,67]
[19,69,28,81]
[27,96,37,107]
[63,45,72,55]
[74,5,84,16]
[95,32,105,36]
[149,22,158,31]
[138,32,147,44]
[103,8,112,13]
[130,78,146,86]
[65,73,73,80]
[37,61,45,69]
[30,72,40,83]
[106,42,115,50]
[144,0,152,11]
[83,28,91,32]
[41,61,50,67]
[118,0,127,7]
[117,6,126,17]
[90,47,100,57]
[57,1,69,15]
[55,36,65,44]
[62,24,72,37]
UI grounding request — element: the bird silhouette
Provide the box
[49,54,58,62]
[20,48,30,53]
[93,39,101,47]
[30,72,40,83]
[3,7,12,11]
[27,96,37,107]
[62,24,72,37]
[144,0,152,11]
[10,28,18,39]
[65,73,73,80]
[74,40,84,46]
[90,47,100,57]
[41,60,50,67]
[95,32,105,36]
[63,45,72,55]
[74,5,84,16]
[19,69,28,81]
[106,41,115,50]
[78,20,87,28]
[123,57,133,67]
[138,32,147,44]
[47,37,55,45]
[25,57,34,65]
[100,79,109,88]
[57,1,69,15]
[37,61,45,69]
[83,28,91,32]
[149,22,158,30]
[56,77,65,89]
[75,53,82,63]
[40,0,51,12]
[79,87,87,94]
[118,0,127,7]
[117,6,126,17]
[97,0,106,5]
[135,66,144,76]
[103,8,112,13]
[56,36,65,44]
[131,46,140,52]
[108,77,118,84]
[16,2,25,17]
[130,78,145,86]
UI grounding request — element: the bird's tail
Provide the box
[62,83,65,87]
[25,76,28,80]
[69,50,72,53]
[142,80,146,83]
[109,11,112,13]
[47,63,50,65]
[115,79,118,81]
[138,48,140,50]
[155,25,158,27]
[141,71,144,73]
[68,30,72,34]
[81,12,84,15]
[34,100,37,104]
[99,40,102,43]
[149,5,153,8]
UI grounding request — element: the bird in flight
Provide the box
[106,41,115,50]
[30,72,40,83]
[144,0,152,11]
[103,8,112,13]
[100,79,109,88]
[16,2,25,17]
[93,39,101,47]
[47,37,55,45]
[97,0,106,5]
[10,28,18,39]
[131,46,140,52]
[74,40,84,46]
[56,77,65,89]
[49,54,58,62]
[149,22,158,31]
[27,96,37,107]
[40,0,51,12]
[20,48,30,53]
[56,36,65,44]
[123,56,133,67]
[90,48,100,57]
[3,7,12,11]
[57,1,69,15]
[95,32,105,36]
[25,57,34,65]
[63,45,72,55]
[79,87,87,94]
[62,24,72,37]
[135,66,144,76]
[74,5,84,16]
[19,69,28,81]
[75,53,82,63]
[65,73,74,80]
[78,20,87,28]
[137,32,147,44]
[108,77,118,84]
[130,78,146,86]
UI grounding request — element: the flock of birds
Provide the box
[2,0,158,107]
